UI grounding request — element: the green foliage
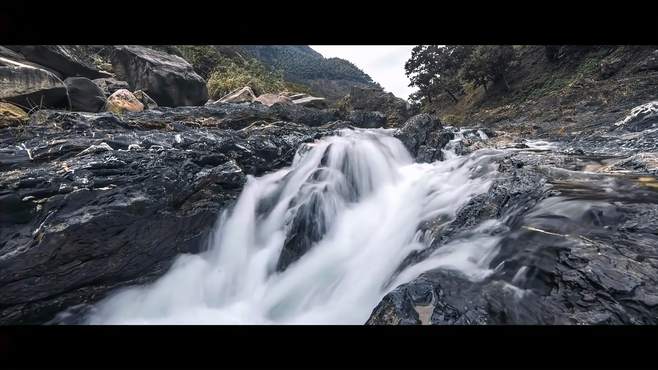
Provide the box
[177,45,224,79]
[206,56,288,100]
[405,45,473,105]
[240,46,374,84]
[459,45,515,91]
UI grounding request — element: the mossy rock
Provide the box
[0,102,28,128]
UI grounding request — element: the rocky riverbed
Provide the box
[1,44,658,325]
[0,98,657,325]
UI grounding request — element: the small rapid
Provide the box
[83,128,502,324]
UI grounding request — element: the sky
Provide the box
[310,45,417,101]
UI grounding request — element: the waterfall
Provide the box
[84,128,501,324]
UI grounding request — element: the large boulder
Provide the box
[339,86,414,126]
[0,56,70,109]
[109,45,208,107]
[11,45,112,79]
[216,86,256,104]
[64,77,107,113]
[348,110,387,128]
[394,113,453,162]
[0,102,28,128]
[92,77,130,96]
[105,89,144,114]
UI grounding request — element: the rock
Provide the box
[633,49,658,73]
[64,77,107,113]
[109,45,208,107]
[599,54,628,79]
[0,102,28,128]
[369,149,658,325]
[0,107,340,324]
[133,90,158,110]
[216,86,256,104]
[614,101,658,132]
[105,89,144,114]
[92,78,130,96]
[348,110,387,128]
[12,45,111,79]
[255,93,293,107]
[268,104,342,127]
[394,114,452,162]
[0,46,26,61]
[291,95,328,109]
[339,86,414,126]
[0,56,70,109]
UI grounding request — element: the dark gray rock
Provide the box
[109,45,208,107]
[92,77,130,96]
[64,77,106,113]
[368,149,658,325]
[340,86,414,126]
[394,113,453,162]
[12,45,111,79]
[0,106,340,324]
[348,110,387,128]
[0,56,70,110]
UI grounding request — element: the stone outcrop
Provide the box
[10,45,112,79]
[0,55,70,110]
[0,104,343,324]
[64,77,107,113]
[109,45,208,107]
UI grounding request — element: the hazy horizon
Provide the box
[310,45,417,100]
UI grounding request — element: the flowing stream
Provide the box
[83,128,504,324]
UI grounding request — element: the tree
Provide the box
[459,45,515,91]
[405,45,473,104]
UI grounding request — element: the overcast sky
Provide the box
[310,45,417,101]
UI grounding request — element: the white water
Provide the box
[86,129,502,324]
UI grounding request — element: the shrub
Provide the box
[207,57,288,100]
[177,45,223,80]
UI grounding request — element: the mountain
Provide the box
[238,45,381,101]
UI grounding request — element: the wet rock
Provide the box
[0,107,340,324]
[394,114,452,162]
[13,45,111,79]
[109,45,208,107]
[64,77,107,113]
[368,149,658,325]
[348,110,387,128]
[105,89,144,114]
[614,101,658,132]
[269,104,342,128]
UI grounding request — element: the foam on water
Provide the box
[85,128,502,324]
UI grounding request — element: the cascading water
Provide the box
[82,128,502,324]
